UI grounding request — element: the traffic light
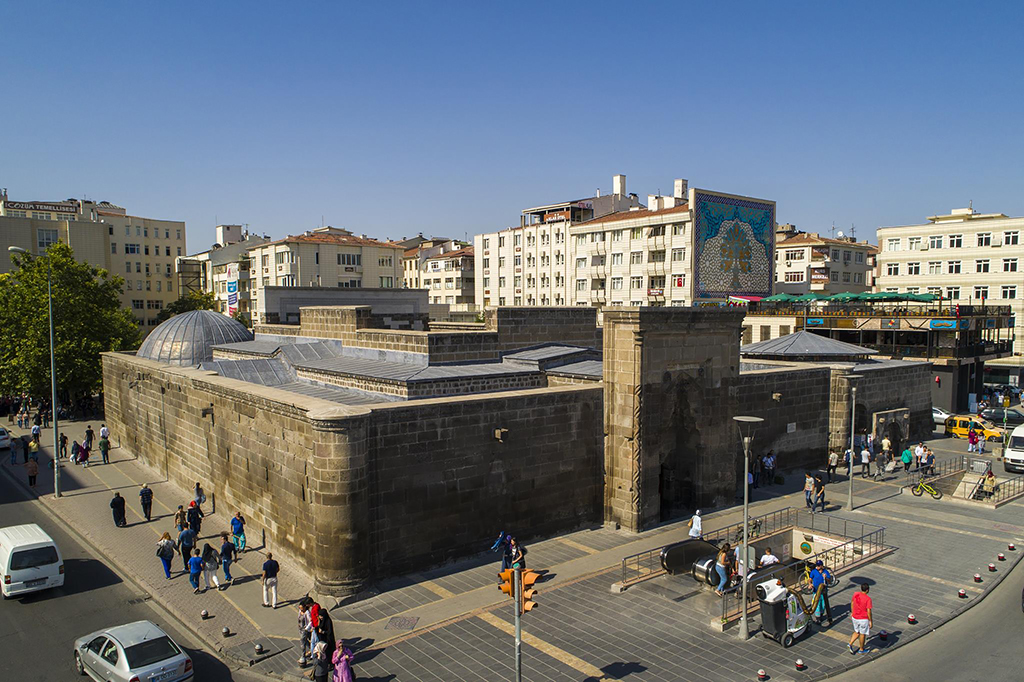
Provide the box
[498,569,514,597]
[520,570,540,614]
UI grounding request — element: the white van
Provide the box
[0,524,64,597]
[1003,424,1024,473]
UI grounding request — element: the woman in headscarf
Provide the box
[316,606,336,662]
[332,641,355,682]
[311,641,331,682]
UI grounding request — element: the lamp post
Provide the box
[843,374,863,511]
[733,414,764,640]
[9,246,60,498]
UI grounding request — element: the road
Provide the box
[0,476,262,682]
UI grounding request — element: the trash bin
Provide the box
[756,579,789,642]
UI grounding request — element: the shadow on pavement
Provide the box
[585,661,647,681]
[185,645,239,682]
[14,557,123,602]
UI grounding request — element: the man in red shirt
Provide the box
[848,583,873,654]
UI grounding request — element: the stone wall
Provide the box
[828,361,934,451]
[295,366,546,399]
[547,373,602,387]
[486,307,602,351]
[365,386,604,575]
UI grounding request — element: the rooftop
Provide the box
[777,233,875,249]
[574,202,690,228]
[254,229,403,250]
[741,331,878,359]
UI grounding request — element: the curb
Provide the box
[0,462,289,682]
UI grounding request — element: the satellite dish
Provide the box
[836,231,845,238]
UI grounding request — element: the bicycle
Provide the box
[911,477,943,500]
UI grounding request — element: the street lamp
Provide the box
[9,246,61,498]
[843,374,863,511]
[733,414,764,640]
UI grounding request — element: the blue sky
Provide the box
[3,1,1022,251]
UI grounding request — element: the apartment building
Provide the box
[178,225,270,322]
[421,246,474,306]
[400,237,455,289]
[473,175,776,310]
[246,226,404,322]
[774,232,876,295]
[0,190,186,335]
[875,206,1024,355]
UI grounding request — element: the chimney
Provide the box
[674,179,688,200]
[648,194,661,211]
[595,188,601,198]
[613,174,626,196]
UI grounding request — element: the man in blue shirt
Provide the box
[809,560,834,626]
[231,512,246,553]
[177,525,197,572]
[139,484,154,522]
[187,549,204,593]
[262,552,280,608]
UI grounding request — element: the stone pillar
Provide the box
[603,308,745,532]
[308,406,371,597]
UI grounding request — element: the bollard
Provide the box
[958,589,967,598]
[879,630,888,642]
[254,643,264,655]
[999,553,1006,561]
[974,574,982,582]
[907,614,917,624]
[1009,543,1016,551]
[221,626,230,638]
[795,659,806,671]
[200,609,209,620]
[757,669,768,681]
[989,563,997,572]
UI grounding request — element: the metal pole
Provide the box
[513,567,522,682]
[47,257,60,498]
[847,386,856,511]
[739,435,751,640]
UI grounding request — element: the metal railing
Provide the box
[719,513,887,624]
[991,475,1024,504]
[905,455,966,489]
[748,302,1012,318]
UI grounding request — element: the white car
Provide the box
[74,621,193,682]
[0,427,9,450]
[933,406,954,426]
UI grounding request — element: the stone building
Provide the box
[102,305,933,596]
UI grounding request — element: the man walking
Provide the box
[58,433,68,459]
[809,560,834,626]
[914,442,925,471]
[139,483,154,522]
[848,584,873,654]
[187,548,204,594]
[219,532,236,587]
[804,471,815,509]
[900,445,913,473]
[231,512,246,554]
[98,435,110,464]
[110,492,127,528]
[860,446,871,478]
[23,457,38,489]
[763,451,776,485]
[826,450,839,483]
[99,424,109,440]
[262,552,280,609]
[813,473,826,513]
[873,447,888,482]
[84,425,95,450]
[186,501,204,537]
[177,524,197,572]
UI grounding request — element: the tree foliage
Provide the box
[0,242,140,398]
[231,308,252,328]
[155,290,217,323]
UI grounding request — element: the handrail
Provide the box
[905,455,966,489]
[990,474,1024,504]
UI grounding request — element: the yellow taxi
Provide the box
[944,415,1005,442]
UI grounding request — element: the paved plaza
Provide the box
[4,420,1023,681]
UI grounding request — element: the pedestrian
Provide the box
[873,447,888,481]
[317,606,336,662]
[332,641,355,682]
[764,451,776,484]
[848,583,873,654]
[27,438,38,462]
[58,433,68,459]
[844,446,854,476]
[309,600,321,656]
[110,492,127,527]
[219,532,235,587]
[186,500,204,536]
[231,511,246,553]
[978,431,987,454]
[508,536,526,569]
[924,449,936,476]
[174,505,187,533]
[99,424,109,440]
[31,422,40,441]
[714,542,731,595]
[900,446,913,473]
[156,532,177,579]
[9,436,19,466]
[193,481,205,509]
[914,442,925,471]
[262,552,280,608]
[98,436,110,464]
[84,425,94,450]
[881,435,891,458]
[688,509,703,539]
[201,543,221,591]
[70,440,80,463]
[311,642,331,682]
[297,600,312,666]
[24,457,38,488]
[813,473,826,513]
[809,560,834,626]
[860,446,871,478]
[188,548,204,594]
[826,450,839,483]
[134,484,154,523]
[177,524,197,572]
[804,471,815,509]
[751,453,762,488]
[968,428,978,453]
[757,547,780,569]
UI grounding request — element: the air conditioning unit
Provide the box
[785,261,792,267]
[920,244,929,251]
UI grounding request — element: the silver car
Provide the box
[933,406,954,426]
[74,620,193,682]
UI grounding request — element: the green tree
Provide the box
[0,242,140,398]
[231,308,251,328]
[155,290,217,323]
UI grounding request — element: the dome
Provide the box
[137,310,254,366]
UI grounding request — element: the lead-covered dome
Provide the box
[137,310,253,366]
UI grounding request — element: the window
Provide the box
[514,234,521,246]
[124,261,131,272]
[110,243,117,254]
[948,234,963,248]
[143,227,149,237]
[145,281,151,291]
[144,245,150,256]
[673,274,685,287]
[842,272,851,283]
[36,228,59,252]
[784,272,804,282]
[927,261,942,275]
[379,276,394,287]
[926,286,941,296]
[165,230,170,239]
[974,286,989,300]
[132,299,144,310]
[165,246,171,257]
[482,258,490,269]
[946,286,960,300]
[576,279,587,291]
[649,226,664,238]
[1003,258,1018,272]
[1002,285,1017,299]
[908,237,922,250]
[177,247,181,256]
[592,255,606,267]
[482,238,490,249]
[575,257,587,269]
[125,243,141,255]
[498,236,506,248]
[32,212,52,220]
[630,276,643,289]
[527,235,535,247]
[630,227,643,240]
[842,251,851,262]
[168,281,173,292]
[513,276,522,287]
[649,275,665,289]
[136,262,142,273]
[5,209,25,217]
[831,271,839,282]
[884,287,898,293]
[1004,231,1019,246]
[499,297,506,305]
[947,260,961,274]
[976,259,990,273]
[977,233,992,247]
[855,252,864,263]
[575,234,585,245]
[555,231,564,244]
[929,235,943,249]
[498,256,505,267]
[145,263,150,275]
[907,262,920,275]
[672,224,685,236]
[176,230,181,240]
[784,250,805,261]
[590,232,606,242]
[649,250,666,262]
[672,248,686,262]
[854,273,864,283]
[498,277,506,288]
[831,249,840,260]
[338,253,361,266]
[886,238,901,251]
[611,253,623,265]
[378,256,393,267]
[514,255,522,266]
[886,263,900,276]
[611,277,623,290]
[630,251,643,264]
[611,230,623,241]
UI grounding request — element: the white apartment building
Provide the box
[0,190,186,335]
[421,246,474,306]
[875,207,1024,354]
[178,225,269,321]
[474,175,776,310]
[774,232,876,295]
